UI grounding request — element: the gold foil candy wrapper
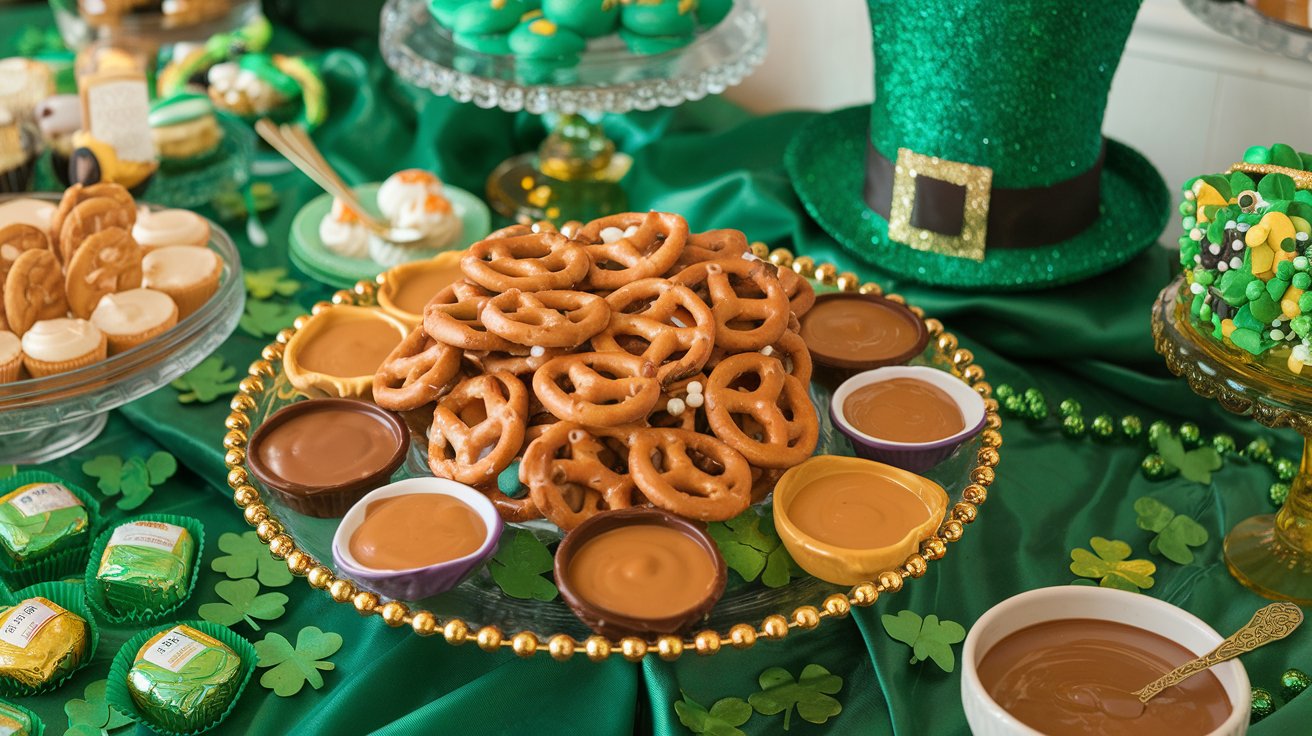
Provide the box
[0,483,90,565]
[96,521,195,615]
[0,597,89,689]
[129,624,243,732]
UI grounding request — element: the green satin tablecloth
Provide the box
[4,4,1310,734]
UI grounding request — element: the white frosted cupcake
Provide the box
[132,207,210,250]
[21,318,107,377]
[90,288,179,354]
[0,330,22,382]
[142,245,222,318]
[319,198,369,258]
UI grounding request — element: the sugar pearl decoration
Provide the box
[1189,228,1203,241]
[530,346,545,358]
[687,381,703,395]
[666,398,686,416]
[599,227,625,243]
[1229,256,1243,270]
[1189,282,1204,295]
[686,392,704,408]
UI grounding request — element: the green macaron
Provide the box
[452,0,540,34]
[455,30,514,54]
[508,17,586,59]
[621,0,696,37]
[541,0,619,38]
[618,27,693,55]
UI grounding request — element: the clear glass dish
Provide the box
[49,0,263,51]
[1181,0,1312,64]
[0,194,244,464]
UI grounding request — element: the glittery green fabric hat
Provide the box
[787,0,1170,290]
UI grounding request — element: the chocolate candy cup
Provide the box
[800,292,929,382]
[554,508,727,640]
[247,398,409,518]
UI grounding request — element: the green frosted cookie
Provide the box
[455,30,514,54]
[452,0,540,34]
[509,18,586,60]
[542,0,619,38]
[696,0,733,26]
[147,92,213,127]
[622,0,696,37]
[429,0,477,27]
[619,27,693,55]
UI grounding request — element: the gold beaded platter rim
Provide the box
[219,245,1002,661]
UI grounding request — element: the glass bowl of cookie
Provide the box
[0,185,243,464]
[226,212,1000,661]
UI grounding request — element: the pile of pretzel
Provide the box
[371,211,819,529]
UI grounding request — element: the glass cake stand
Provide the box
[379,0,766,223]
[49,0,263,51]
[0,195,244,465]
[219,249,1000,661]
[1153,278,1312,604]
[1181,0,1312,63]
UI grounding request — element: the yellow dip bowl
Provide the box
[283,305,409,400]
[377,250,467,328]
[773,455,949,585]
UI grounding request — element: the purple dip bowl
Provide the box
[332,477,504,601]
[831,366,987,473]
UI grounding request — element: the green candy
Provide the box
[1274,457,1297,482]
[1277,260,1296,280]
[619,28,693,54]
[1229,327,1266,355]
[452,0,539,34]
[1120,415,1143,440]
[1178,422,1201,447]
[542,0,619,37]
[1211,433,1236,455]
[1248,294,1281,325]
[1198,302,1213,322]
[1300,293,1312,313]
[0,482,90,564]
[1219,268,1254,306]
[1090,414,1115,440]
[1178,200,1194,217]
[1243,145,1272,165]
[1060,415,1084,438]
[1272,143,1302,169]
[497,461,524,497]
[1266,277,1291,303]
[1147,420,1172,445]
[96,520,195,615]
[1291,315,1311,338]
[1280,668,1310,701]
[509,17,586,59]
[454,30,513,54]
[1058,398,1082,417]
[1140,454,1174,480]
[993,384,1015,400]
[1295,272,1311,291]
[148,92,213,127]
[697,0,733,25]
[429,0,477,27]
[1250,687,1276,723]
[621,0,696,36]
[128,625,243,733]
[1195,270,1215,286]
[1245,279,1266,302]
[1002,394,1025,414]
[1182,216,1196,230]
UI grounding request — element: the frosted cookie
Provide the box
[21,318,106,377]
[142,245,221,318]
[90,287,178,354]
[132,208,210,249]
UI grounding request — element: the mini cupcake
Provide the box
[142,245,221,318]
[206,55,299,121]
[132,207,210,250]
[0,110,36,194]
[0,330,22,382]
[149,92,224,167]
[0,58,54,122]
[377,169,462,246]
[21,318,107,377]
[90,288,179,354]
[319,198,369,258]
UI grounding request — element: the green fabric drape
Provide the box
[3,3,1309,734]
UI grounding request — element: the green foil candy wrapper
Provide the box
[96,521,195,615]
[0,483,90,565]
[0,596,89,689]
[128,625,242,733]
[0,699,34,735]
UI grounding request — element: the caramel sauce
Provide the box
[978,619,1231,736]
[296,320,402,378]
[787,470,933,549]
[348,493,486,570]
[843,377,964,443]
[392,264,464,314]
[567,524,717,619]
[799,298,919,362]
[258,409,398,489]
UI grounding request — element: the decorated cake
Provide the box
[1176,143,1312,375]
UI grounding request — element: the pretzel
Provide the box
[672,257,790,351]
[590,278,716,384]
[647,373,706,432]
[775,263,816,316]
[372,325,463,410]
[672,228,749,270]
[428,372,528,484]
[532,351,661,426]
[3,249,67,336]
[472,346,568,377]
[481,288,610,349]
[627,427,751,521]
[703,353,818,468]
[707,329,812,386]
[63,227,144,319]
[523,422,638,530]
[477,480,544,523]
[461,232,590,292]
[577,211,688,290]
[749,466,784,504]
[421,281,518,352]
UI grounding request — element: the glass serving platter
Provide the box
[222,250,1000,660]
[0,194,244,464]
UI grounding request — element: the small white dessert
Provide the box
[21,318,106,377]
[376,169,461,248]
[319,198,369,258]
[90,288,179,353]
[143,245,222,317]
[132,207,210,249]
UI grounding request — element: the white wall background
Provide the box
[726,0,1312,219]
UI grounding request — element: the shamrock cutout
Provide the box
[880,610,967,672]
[239,300,300,338]
[489,530,557,601]
[1070,537,1156,592]
[244,268,303,300]
[172,356,243,404]
[198,579,288,630]
[1151,430,1222,484]
[64,679,133,736]
[81,452,177,510]
[674,691,752,736]
[748,664,842,730]
[211,531,294,587]
[1134,497,1210,565]
[255,626,343,697]
[707,510,801,588]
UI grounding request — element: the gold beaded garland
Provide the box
[224,413,250,432]
[657,636,683,660]
[823,594,852,617]
[255,519,283,541]
[941,519,965,541]
[815,263,838,285]
[261,343,284,361]
[851,583,879,606]
[285,550,311,575]
[937,334,958,352]
[229,393,256,412]
[768,248,793,267]
[953,502,979,523]
[248,359,275,378]
[584,636,611,662]
[307,566,333,589]
[512,632,539,657]
[352,591,379,614]
[920,538,947,560]
[411,612,437,636]
[981,429,1003,448]
[761,614,789,640]
[792,606,821,629]
[836,271,860,291]
[620,637,648,662]
[232,486,257,508]
[475,627,503,652]
[904,554,928,578]
[694,631,721,655]
[963,484,988,505]
[971,467,996,486]
[963,365,986,385]
[381,601,408,626]
[443,619,468,643]
[728,624,757,648]
[858,282,883,296]
[548,635,575,660]
[791,256,815,277]
[878,570,904,593]
[226,467,247,488]
[328,579,354,602]
[238,376,264,394]
[268,534,294,558]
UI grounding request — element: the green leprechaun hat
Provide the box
[787,0,1170,290]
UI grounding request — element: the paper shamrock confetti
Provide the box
[707,510,800,588]
[172,356,243,404]
[211,531,294,587]
[488,530,557,601]
[748,664,843,730]
[1134,497,1210,565]
[199,578,288,630]
[244,268,303,300]
[674,691,752,736]
[81,451,177,510]
[880,610,967,672]
[239,300,300,338]
[64,679,134,736]
[1150,430,1222,484]
[1070,536,1156,592]
[255,626,343,697]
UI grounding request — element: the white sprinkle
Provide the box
[1272,329,1285,341]
[1230,256,1244,270]
[1295,345,1311,362]
[623,225,639,238]
[1189,282,1205,295]
[1273,319,1284,327]
[761,345,775,357]
[1192,180,1204,195]
[1299,233,1309,242]
[1218,261,1229,272]
[1209,244,1220,255]
[1185,190,1196,201]
[529,346,545,357]
[1238,223,1251,232]
[740,251,762,262]
[1189,228,1203,241]
[1225,220,1237,230]
[1232,240,1244,250]
[1288,331,1299,342]
[599,227,625,243]
[1194,255,1203,264]
[687,380,703,394]
[686,392,704,408]
[666,398,686,416]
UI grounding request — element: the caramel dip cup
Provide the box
[376,250,466,328]
[282,305,409,399]
[554,508,727,639]
[799,292,929,385]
